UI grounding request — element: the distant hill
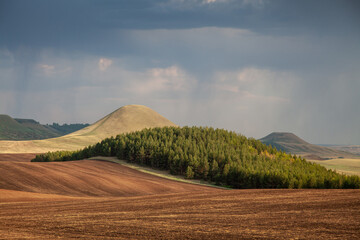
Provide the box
[0,105,177,153]
[0,115,60,140]
[260,132,358,160]
[322,144,360,156]
[0,115,89,141]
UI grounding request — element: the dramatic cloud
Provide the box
[1,0,359,144]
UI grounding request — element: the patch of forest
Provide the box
[32,127,360,189]
[46,123,90,135]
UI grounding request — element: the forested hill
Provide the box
[33,127,360,189]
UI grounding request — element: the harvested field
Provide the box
[0,189,359,239]
[309,158,360,176]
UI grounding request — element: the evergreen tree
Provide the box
[31,126,360,189]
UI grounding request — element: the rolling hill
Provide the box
[260,132,358,159]
[66,104,177,139]
[0,105,177,153]
[0,159,211,197]
[0,115,89,140]
[0,115,61,140]
[325,144,360,156]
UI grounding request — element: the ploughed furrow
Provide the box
[0,160,213,197]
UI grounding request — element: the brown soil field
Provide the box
[0,160,212,197]
[0,153,37,162]
[0,189,359,239]
[0,189,75,202]
[1,158,359,239]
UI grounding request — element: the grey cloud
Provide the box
[1,0,359,52]
[1,0,360,144]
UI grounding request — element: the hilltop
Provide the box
[0,105,177,153]
[67,104,177,139]
[260,132,358,159]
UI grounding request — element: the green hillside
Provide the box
[0,115,59,140]
[32,127,360,189]
[0,115,89,141]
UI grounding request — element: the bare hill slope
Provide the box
[68,104,177,138]
[0,160,210,197]
[0,105,177,153]
[260,132,358,159]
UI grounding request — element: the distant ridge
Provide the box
[0,115,60,140]
[325,145,360,156]
[0,105,177,153]
[260,132,358,159]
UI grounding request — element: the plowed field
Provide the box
[1,189,359,239]
[0,153,37,162]
[0,156,359,239]
[0,160,212,197]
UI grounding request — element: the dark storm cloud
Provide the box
[1,0,359,52]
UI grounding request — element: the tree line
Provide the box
[32,126,360,189]
[46,123,90,134]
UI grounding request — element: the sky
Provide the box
[1,0,360,144]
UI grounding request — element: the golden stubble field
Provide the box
[0,154,359,239]
[309,158,360,176]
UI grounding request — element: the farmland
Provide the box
[1,189,359,239]
[1,105,359,239]
[0,153,359,239]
